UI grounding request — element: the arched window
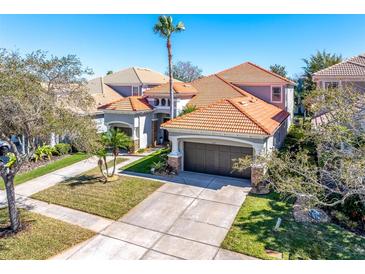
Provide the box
[154,98,159,106]
[161,98,166,106]
[167,99,171,106]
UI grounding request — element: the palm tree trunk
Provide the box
[111,148,118,176]
[98,158,108,182]
[167,37,174,119]
[3,174,20,231]
[103,155,110,177]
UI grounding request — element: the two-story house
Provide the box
[94,62,295,180]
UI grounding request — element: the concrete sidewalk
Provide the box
[0,154,143,201]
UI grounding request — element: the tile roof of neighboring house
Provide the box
[103,67,170,85]
[162,95,289,136]
[98,96,153,112]
[143,82,199,96]
[217,62,295,85]
[86,77,124,111]
[313,53,365,78]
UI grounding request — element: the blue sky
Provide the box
[0,14,364,79]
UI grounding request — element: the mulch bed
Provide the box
[18,155,68,174]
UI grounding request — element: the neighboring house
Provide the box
[313,53,365,91]
[312,52,365,128]
[101,67,171,97]
[87,67,173,133]
[162,62,295,179]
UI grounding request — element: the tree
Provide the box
[269,64,287,78]
[153,15,185,119]
[178,104,197,116]
[233,86,365,208]
[98,128,132,181]
[106,70,113,75]
[0,49,100,231]
[302,50,342,92]
[169,61,202,82]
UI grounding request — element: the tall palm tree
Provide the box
[153,15,185,119]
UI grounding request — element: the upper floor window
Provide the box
[132,86,139,96]
[161,98,167,106]
[324,82,339,90]
[154,98,159,106]
[271,86,282,103]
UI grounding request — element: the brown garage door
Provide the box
[184,142,252,178]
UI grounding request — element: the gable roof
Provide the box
[103,67,170,85]
[143,82,198,96]
[188,74,247,108]
[217,62,295,85]
[162,94,289,136]
[86,77,124,111]
[313,53,365,78]
[98,96,153,112]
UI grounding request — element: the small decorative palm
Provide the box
[99,129,132,181]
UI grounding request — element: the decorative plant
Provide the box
[97,129,132,182]
[54,143,71,155]
[34,145,56,162]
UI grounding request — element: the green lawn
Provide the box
[31,157,163,220]
[0,153,90,190]
[0,208,95,260]
[222,193,365,260]
[121,148,170,174]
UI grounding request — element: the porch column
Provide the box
[251,142,269,194]
[167,136,182,173]
[131,127,139,152]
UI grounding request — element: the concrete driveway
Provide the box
[60,172,253,260]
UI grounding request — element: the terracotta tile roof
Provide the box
[98,96,153,112]
[103,67,171,85]
[188,74,247,108]
[217,62,295,85]
[86,77,124,112]
[143,82,198,96]
[313,53,365,77]
[162,95,289,136]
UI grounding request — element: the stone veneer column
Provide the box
[167,136,182,173]
[168,154,182,173]
[250,163,269,194]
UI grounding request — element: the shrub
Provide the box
[136,148,146,154]
[151,160,166,171]
[54,143,71,155]
[34,145,57,162]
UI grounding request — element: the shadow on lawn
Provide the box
[232,193,365,260]
[60,174,104,188]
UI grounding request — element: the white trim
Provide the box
[106,120,134,129]
[131,85,140,96]
[175,135,261,152]
[271,85,283,103]
[163,127,269,139]
[102,109,153,115]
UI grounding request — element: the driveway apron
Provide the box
[64,172,252,260]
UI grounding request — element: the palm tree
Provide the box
[153,15,185,119]
[99,128,132,181]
